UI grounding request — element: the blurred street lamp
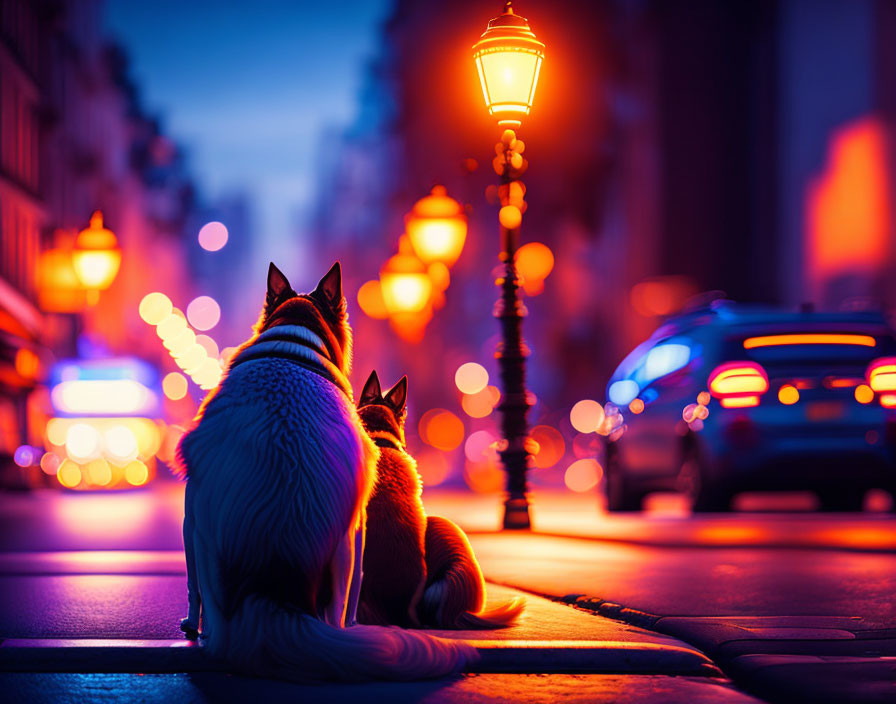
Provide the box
[472,1,544,530]
[72,211,121,304]
[380,253,433,315]
[405,186,468,267]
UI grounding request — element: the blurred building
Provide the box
[0,0,198,487]
[311,0,896,489]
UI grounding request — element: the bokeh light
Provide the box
[697,391,711,406]
[515,242,554,282]
[855,384,874,404]
[418,409,464,451]
[13,445,36,467]
[84,458,112,486]
[415,449,451,486]
[65,423,100,460]
[564,458,603,493]
[195,335,219,358]
[570,399,604,433]
[498,205,522,230]
[629,398,645,414]
[455,362,489,395]
[186,296,221,331]
[57,460,82,488]
[163,372,189,401]
[461,385,500,418]
[530,425,565,469]
[104,425,138,463]
[778,384,800,405]
[124,460,149,486]
[198,221,229,251]
[464,429,498,463]
[357,280,390,319]
[40,452,61,475]
[139,292,173,325]
[464,459,504,493]
[156,312,187,340]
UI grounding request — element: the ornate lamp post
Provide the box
[72,211,122,305]
[472,2,544,529]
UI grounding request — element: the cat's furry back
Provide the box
[356,371,524,631]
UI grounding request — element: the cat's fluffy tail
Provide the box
[421,516,525,630]
[217,593,475,682]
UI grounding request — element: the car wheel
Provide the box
[604,444,644,512]
[680,447,732,513]
[817,489,865,512]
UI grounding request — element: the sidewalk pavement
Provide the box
[421,490,896,704]
[0,544,760,703]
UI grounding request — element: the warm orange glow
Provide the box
[743,334,876,349]
[570,400,604,434]
[825,377,862,389]
[777,385,800,405]
[720,396,760,408]
[380,254,432,314]
[867,357,896,392]
[881,394,896,409]
[162,372,189,401]
[415,449,450,487]
[419,409,464,451]
[807,118,890,281]
[855,384,874,404]
[515,241,554,292]
[14,348,39,380]
[564,459,603,493]
[472,3,545,128]
[462,385,501,418]
[464,458,504,493]
[37,247,88,313]
[72,211,121,291]
[357,280,390,320]
[499,205,522,230]
[697,391,711,406]
[195,335,219,358]
[530,425,565,469]
[455,362,489,395]
[709,362,769,398]
[405,186,467,266]
[628,398,645,414]
[40,452,61,475]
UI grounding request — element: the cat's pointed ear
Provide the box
[358,370,382,408]
[384,375,408,414]
[266,262,296,312]
[312,261,343,313]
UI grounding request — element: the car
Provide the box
[602,301,896,512]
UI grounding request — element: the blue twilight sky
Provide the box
[103,0,390,270]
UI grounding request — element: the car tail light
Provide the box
[709,361,769,408]
[867,357,896,393]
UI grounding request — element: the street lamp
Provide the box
[472,1,544,530]
[72,211,122,305]
[405,186,468,267]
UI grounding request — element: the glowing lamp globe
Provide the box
[472,1,545,129]
[380,254,432,315]
[405,186,468,267]
[72,211,121,291]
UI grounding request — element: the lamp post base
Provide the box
[503,496,531,530]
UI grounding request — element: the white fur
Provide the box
[180,350,474,681]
